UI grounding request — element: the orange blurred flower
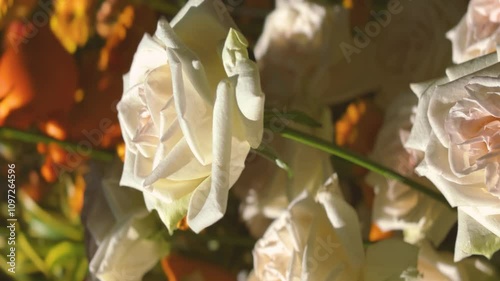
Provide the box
[38,142,77,183]
[162,254,236,281]
[68,174,86,215]
[335,98,383,155]
[369,223,394,242]
[116,142,125,161]
[42,120,67,140]
[20,170,46,202]
[343,0,353,9]
[98,5,157,73]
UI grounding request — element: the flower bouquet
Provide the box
[0,0,499,280]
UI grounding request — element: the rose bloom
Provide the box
[248,176,423,281]
[366,94,456,245]
[248,178,365,281]
[83,160,168,281]
[406,49,500,260]
[117,0,264,233]
[254,0,349,106]
[447,0,500,64]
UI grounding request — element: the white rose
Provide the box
[249,177,365,281]
[248,177,421,281]
[254,0,358,106]
[117,0,264,233]
[366,94,456,245]
[83,160,168,281]
[406,49,500,260]
[447,0,500,64]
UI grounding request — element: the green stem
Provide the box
[280,127,450,206]
[0,127,114,162]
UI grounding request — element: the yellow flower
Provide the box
[50,0,95,53]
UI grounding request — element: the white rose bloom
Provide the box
[249,177,365,281]
[406,49,500,260]
[366,94,456,245]
[416,241,499,281]
[117,0,264,233]
[254,0,351,106]
[447,0,500,64]
[248,177,421,281]
[83,160,168,281]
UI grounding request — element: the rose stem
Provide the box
[280,127,451,207]
[0,127,114,162]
